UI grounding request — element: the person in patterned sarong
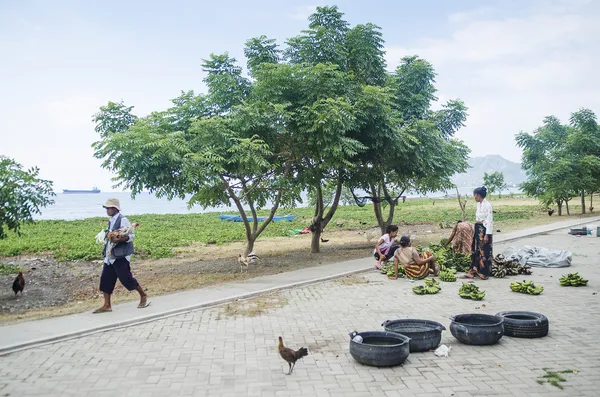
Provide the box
[465,186,493,280]
[389,236,437,280]
[445,220,474,255]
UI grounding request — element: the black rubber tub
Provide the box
[381,319,446,353]
[348,331,411,367]
[449,314,504,345]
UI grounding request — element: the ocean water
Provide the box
[36,187,523,221]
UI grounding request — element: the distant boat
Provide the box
[219,214,296,222]
[63,186,101,194]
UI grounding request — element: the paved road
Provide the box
[1,230,599,396]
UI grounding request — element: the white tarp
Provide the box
[502,246,572,268]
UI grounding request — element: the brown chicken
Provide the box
[12,272,25,296]
[278,336,308,375]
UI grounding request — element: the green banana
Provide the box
[458,282,486,300]
[559,273,588,287]
[413,279,441,295]
[510,280,544,295]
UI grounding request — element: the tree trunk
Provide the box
[581,190,586,214]
[222,175,284,257]
[310,178,343,254]
[456,186,466,221]
[245,236,256,256]
[590,194,594,212]
[566,200,570,215]
[557,200,563,216]
[310,227,322,253]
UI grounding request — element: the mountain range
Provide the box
[452,155,527,187]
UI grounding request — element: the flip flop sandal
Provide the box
[138,301,151,309]
[93,308,112,314]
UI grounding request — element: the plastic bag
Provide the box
[502,246,572,268]
[434,344,451,357]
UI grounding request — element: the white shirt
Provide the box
[476,199,493,235]
[374,233,393,254]
[104,213,134,265]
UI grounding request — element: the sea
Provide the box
[35,187,523,221]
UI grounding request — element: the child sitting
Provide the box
[373,225,399,269]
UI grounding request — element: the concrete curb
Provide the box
[2,215,598,355]
[0,267,372,356]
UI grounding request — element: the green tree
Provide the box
[567,109,600,214]
[93,55,298,256]
[349,56,470,233]
[516,111,600,215]
[483,171,507,197]
[0,156,55,239]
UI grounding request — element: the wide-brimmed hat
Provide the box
[102,198,120,211]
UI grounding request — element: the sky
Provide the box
[1,0,599,192]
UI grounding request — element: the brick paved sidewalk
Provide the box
[1,216,597,355]
[1,228,599,396]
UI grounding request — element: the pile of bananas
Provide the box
[458,282,486,300]
[510,280,544,295]
[381,262,404,278]
[559,273,588,287]
[413,278,441,295]
[439,265,457,282]
[491,254,532,278]
[424,241,471,272]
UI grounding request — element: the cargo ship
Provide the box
[62,187,101,194]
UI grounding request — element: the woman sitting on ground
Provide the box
[389,236,438,280]
[444,220,474,255]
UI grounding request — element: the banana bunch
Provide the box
[439,266,457,282]
[559,273,588,287]
[510,280,544,295]
[517,265,532,275]
[491,263,507,278]
[413,278,441,295]
[492,254,532,277]
[382,262,404,278]
[458,282,486,300]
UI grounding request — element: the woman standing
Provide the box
[466,186,493,280]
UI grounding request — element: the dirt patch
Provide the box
[222,292,287,317]
[0,216,573,324]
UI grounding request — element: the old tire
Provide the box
[495,311,548,338]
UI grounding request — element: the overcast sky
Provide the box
[1,0,598,192]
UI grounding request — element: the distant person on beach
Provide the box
[94,198,149,313]
[374,225,399,269]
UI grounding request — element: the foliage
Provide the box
[0,263,21,275]
[0,198,550,261]
[517,109,600,215]
[349,54,470,233]
[0,156,55,239]
[483,171,507,197]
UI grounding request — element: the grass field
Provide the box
[0,196,589,261]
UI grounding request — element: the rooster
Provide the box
[547,208,555,216]
[12,272,25,297]
[238,252,259,273]
[278,336,308,375]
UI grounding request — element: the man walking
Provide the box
[93,198,149,313]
